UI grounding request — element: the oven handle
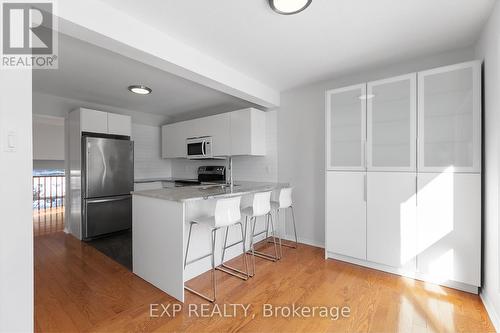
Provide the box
[202,141,206,156]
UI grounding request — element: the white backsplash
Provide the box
[171,110,278,182]
[132,123,172,179]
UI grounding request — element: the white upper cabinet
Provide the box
[230,108,266,156]
[199,113,231,157]
[77,108,132,137]
[326,84,367,171]
[80,108,108,134]
[162,121,187,158]
[161,108,266,159]
[107,113,132,136]
[367,74,417,171]
[418,61,481,173]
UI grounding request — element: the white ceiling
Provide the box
[33,34,258,120]
[101,0,495,91]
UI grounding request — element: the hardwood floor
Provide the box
[34,207,65,236]
[35,232,494,333]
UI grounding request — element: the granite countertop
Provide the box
[132,181,288,202]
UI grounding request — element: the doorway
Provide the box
[32,115,65,236]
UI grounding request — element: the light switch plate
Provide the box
[4,131,16,152]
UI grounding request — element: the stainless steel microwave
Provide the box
[186,136,213,159]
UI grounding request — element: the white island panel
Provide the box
[133,195,185,302]
[132,182,287,302]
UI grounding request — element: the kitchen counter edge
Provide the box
[131,182,289,203]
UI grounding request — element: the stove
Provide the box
[173,166,226,187]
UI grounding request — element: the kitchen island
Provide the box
[132,181,288,302]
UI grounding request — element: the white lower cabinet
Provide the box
[326,171,481,291]
[367,172,417,270]
[326,172,366,260]
[416,173,481,287]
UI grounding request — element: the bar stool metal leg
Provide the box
[184,226,217,303]
[281,207,298,248]
[278,209,283,258]
[279,207,299,249]
[247,216,256,276]
[249,214,279,262]
[268,212,279,260]
[211,229,216,299]
[291,206,298,248]
[184,222,195,268]
[268,208,284,258]
[218,222,249,280]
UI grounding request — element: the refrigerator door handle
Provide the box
[86,195,131,204]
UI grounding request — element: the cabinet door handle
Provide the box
[415,175,418,206]
[363,141,367,169]
[364,174,367,202]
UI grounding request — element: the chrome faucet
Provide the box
[226,156,233,188]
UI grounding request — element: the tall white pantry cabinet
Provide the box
[325,61,482,293]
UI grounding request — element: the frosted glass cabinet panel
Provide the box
[326,84,366,171]
[418,61,481,173]
[367,74,417,171]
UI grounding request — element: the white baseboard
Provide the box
[281,234,324,249]
[481,291,500,331]
[327,251,479,294]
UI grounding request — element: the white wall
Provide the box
[33,116,65,161]
[170,110,278,182]
[475,1,500,329]
[278,47,476,248]
[0,71,33,331]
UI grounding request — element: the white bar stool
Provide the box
[270,187,298,258]
[242,191,279,276]
[184,196,249,303]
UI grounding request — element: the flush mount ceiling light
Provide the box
[358,94,375,100]
[269,0,312,15]
[128,85,152,95]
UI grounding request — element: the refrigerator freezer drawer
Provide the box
[83,195,132,239]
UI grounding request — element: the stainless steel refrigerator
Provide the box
[82,136,134,240]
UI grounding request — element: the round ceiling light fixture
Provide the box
[128,85,152,95]
[269,0,312,15]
